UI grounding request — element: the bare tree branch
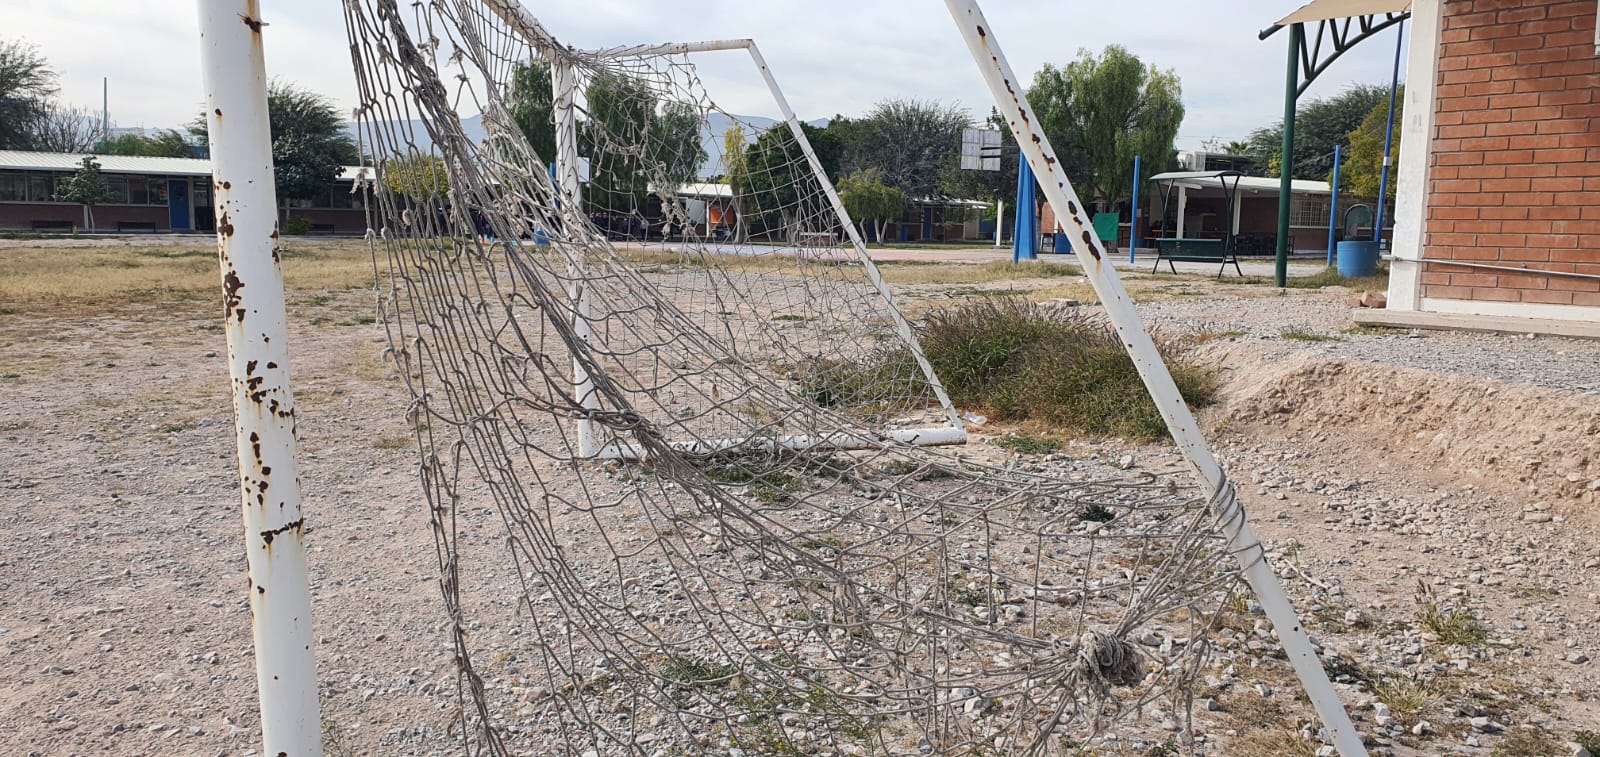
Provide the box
[32,101,100,153]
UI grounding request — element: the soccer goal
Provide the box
[200,0,1365,754]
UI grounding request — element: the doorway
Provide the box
[168,179,191,231]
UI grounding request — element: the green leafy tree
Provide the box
[382,153,450,201]
[96,130,191,158]
[1028,45,1184,208]
[654,101,706,190]
[508,59,556,161]
[1338,87,1403,202]
[583,72,656,212]
[54,156,113,229]
[740,122,836,241]
[0,40,57,150]
[840,99,970,200]
[191,81,359,216]
[1245,83,1389,179]
[722,125,749,242]
[838,168,904,246]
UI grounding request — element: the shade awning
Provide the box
[1148,170,1244,182]
[1274,0,1412,27]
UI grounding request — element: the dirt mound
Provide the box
[1205,344,1600,514]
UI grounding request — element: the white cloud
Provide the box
[1,0,1411,148]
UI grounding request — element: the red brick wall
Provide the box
[1422,0,1600,307]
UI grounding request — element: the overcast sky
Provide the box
[2,1,1410,150]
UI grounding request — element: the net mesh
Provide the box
[341,0,1244,753]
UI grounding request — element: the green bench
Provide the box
[1152,237,1242,277]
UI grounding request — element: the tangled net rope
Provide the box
[341,0,1244,753]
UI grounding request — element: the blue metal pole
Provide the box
[1012,158,1037,262]
[1373,17,1404,245]
[1012,159,1026,263]
[1327,144,1341,267]
[1130,154,1141,263]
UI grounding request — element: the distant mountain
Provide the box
[347,112,827,178]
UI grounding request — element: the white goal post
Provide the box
[941,1,1367,754]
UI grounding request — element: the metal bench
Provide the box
[309,223,337,235]
[795,231,834,249]
[117,221,159,233]
[30,220,74,232]
[1152,237,1243,277]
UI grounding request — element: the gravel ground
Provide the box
[1137,291,1600,396]
[3,254,1598,756]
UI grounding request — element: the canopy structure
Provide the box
[1147,170,1245,277]
[1273,0,1412,28]
[1258,0,1411,285]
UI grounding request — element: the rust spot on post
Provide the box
[241,15,267,33]
[223,270,245,322]
[260,518,305,547]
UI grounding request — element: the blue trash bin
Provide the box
[1336,240,1381,278]
[1053,232,1069,253]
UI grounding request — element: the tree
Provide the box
[96,130,191,158]
[1339,87,1403,202]
[838,168,904,246]
[508,59,556,161]
[191,81,359,214]
[32,102,99,153]
[654,101,706,190]
[1027,45,1184,209]
[1244,83,1388,180]
[382,153,450,201]
[0,40,57,150]
[583,71,656,212]
[741,122,837,241]
[722,126,749,242]
[839,99,970,200]
[54,156,113,229]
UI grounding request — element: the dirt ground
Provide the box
[1,237,1596,756]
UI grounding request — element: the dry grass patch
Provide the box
[0,241,375,306]
[876,259,1082,285]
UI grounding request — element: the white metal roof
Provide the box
[1275,0,1411,26]
[1153,171,1334,196]
[668,182,733,199]
[0,150,370,182]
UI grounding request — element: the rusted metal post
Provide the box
[941,2,1367,755]
[198,1,322,754]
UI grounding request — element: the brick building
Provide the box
[1369,0,1600,335]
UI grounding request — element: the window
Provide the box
[1290,196,1329,227]
[0,173,24,202]
[28,174,54,202]
[148,179,168,205]
[105,176,128,204]
[329,183,365,209]
[126,176,149,205]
